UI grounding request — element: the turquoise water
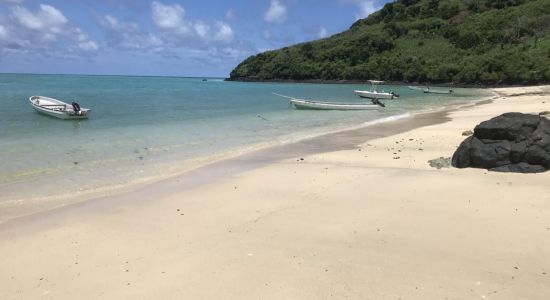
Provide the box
[0,74,491,205]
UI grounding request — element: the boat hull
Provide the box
[354,90,395,100]
[291,99,379,110]
[423,90,453,94]
[29,96,91,119]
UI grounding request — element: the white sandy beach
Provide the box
[1,86,549,299]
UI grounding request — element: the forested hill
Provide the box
[229,0,550,85]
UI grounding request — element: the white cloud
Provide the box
[194,22,209,38]
[214,21,233,43]
[78,40,98,51]
[151,1,191,35]
[0,4,98,54]
[12,4,67,34]
[264,0,286,24]
[340,0,379,19]
[357,1,378,18]
[100,14,163,50]
[318,27,328,38]
[149,2,235,46]
[0,25,7,40]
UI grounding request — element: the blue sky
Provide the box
[0,0,391,77]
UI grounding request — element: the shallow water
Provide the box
[0,74,491,204]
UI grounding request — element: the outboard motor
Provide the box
[71,102,81,115]
[390,91,400,98]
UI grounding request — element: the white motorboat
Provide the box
[273,93,384,110]
[354,80,399,100]
[29,96,91,119]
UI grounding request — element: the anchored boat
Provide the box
[423,87,454,94]
[29,96,91,119]
[408,85,454,94]
[273,93,384,110]
[354,80,399,100]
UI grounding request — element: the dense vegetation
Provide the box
[230,0,550,85]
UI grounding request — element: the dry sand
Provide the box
[1,86,549,299]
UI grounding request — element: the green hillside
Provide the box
[229,0,550,85]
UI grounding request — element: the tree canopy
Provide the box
[229,0,550,85]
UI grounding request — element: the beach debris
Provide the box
[73,161,79,165]
[462,130,474,136]
[257,114,269,121]
[452,113,550,173]
[428,157,452,169]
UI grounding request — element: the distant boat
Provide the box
[29,96,91,119]
[423,87,454,94]
[273,93,384,110]
[408,85,454,94]
[354,80,399,100]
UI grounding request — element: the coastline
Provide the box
[0,89,491,224]
[225,77,550,89]
[1,85,549,299]
[0,103,461,227]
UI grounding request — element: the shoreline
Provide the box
[1,85,549,299]
[0,103,463,229]
[0,92,493,225]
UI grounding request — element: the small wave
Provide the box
[360,113,412,127]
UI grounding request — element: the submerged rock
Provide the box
[452,113,550,173]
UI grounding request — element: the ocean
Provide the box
[0,73,491,212]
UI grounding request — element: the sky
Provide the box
[0,0,391,77]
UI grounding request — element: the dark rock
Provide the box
[490,163,546,173]
[474,112,539,142]
[462,130,473,136]
[452,113,550,173]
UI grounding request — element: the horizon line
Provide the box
[0,72,227,79]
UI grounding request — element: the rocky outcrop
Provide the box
[452,113,550,173]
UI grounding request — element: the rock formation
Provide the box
[452,113,550,173]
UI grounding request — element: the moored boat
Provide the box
[29,96,91,119]
[290,99,381,110]
[273,93,384,110]
[423,88,454,94]
[408,85,454,94]
[354,80,399,100]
